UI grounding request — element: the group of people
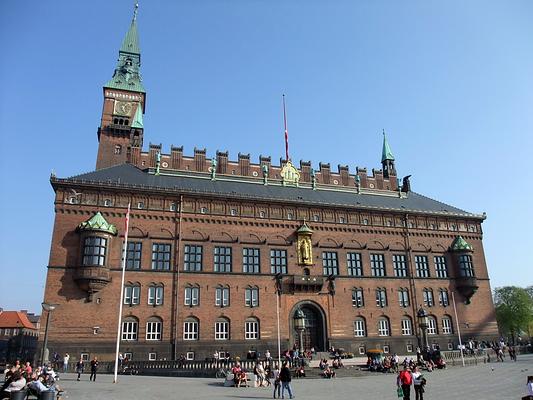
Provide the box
[229,361,295,399]
[397,365,427,400]
[318,358,342,378]
[1,361,64,399]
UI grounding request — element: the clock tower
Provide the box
[96,4,146,170]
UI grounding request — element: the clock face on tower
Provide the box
[114,101,133,116]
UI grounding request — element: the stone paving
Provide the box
[56,354,532,399]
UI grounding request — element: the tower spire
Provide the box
[381,130,396,178]
[104,2,145,93]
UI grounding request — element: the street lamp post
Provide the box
[416,307,429,353]
[293,308,306,354]
[40,302,57,366]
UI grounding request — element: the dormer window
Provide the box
[200,207,207,214]
[104,199,112,207]
[230,208,237,216]
[137,202,144,209]
[287,213,293,220]
[170,202,177,212]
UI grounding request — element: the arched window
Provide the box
[378,317,390,336]
[184,284,200,306]
[245,286,259,307]
[146,317,162,341]
[148,284,164,306]
[442,316,453,334]
[183,317,199,340]
[401,317,413,336]
[124,283,141,305]
[215,317,230,340]
[245,317,259,340]
[121,317,138,341]
[353,317,366,337]
[427,316,438,335]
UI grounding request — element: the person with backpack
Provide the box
[397,365,413,400]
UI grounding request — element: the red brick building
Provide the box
[0,310,39,363]
[40,9,498,362]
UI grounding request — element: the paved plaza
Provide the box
[56,355,532,399]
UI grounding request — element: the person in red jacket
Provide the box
[397,365,413,400]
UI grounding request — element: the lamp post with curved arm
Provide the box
[40,302,57,366]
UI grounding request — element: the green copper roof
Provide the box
[381,131,395,162]
[77,212,118,235]
[297,222,313,234]
[131,104,144,128]
[104,12,145,93]
[121,19,140,55]
[451,236,473,252]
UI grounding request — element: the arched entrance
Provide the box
[290,302,327,352]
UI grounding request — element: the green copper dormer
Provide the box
[296,222,313,235]
[104,4,145,93]
[131,104,144,128]
[381,130,395,163]
[77,212,118,235]
[451,236,473,252]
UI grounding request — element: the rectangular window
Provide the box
[82,237,107,266]
[434,256,448,278]
[406,344,413,353]
[439,289,449,307]
[423,289,434,307]
[121,321,138,341]
[184,287,199,306]
[151,243,171,270]
[243,248,260,273]
[81,353,90,362]
[126,242,142,269]
[148,286,164,306]
[322,252,339,276]
[215,321,229,340]
[393,254,408,277]
[124,285,140,305]
[398,289,410,307]
[459,255,475,277]
[215,287,230,307]
[270,249,287,274]
[358,346,366,355]
[146,321,162,340]
[376,288,387,307]
[214,247,232,272]
[184,245,203,271]
[148,352,157,361]
[370,254,386,277]
[245,320,259,340]
[186,352,195,360]
[245,287,259,307]
[347,252,362,276]
[401,319,412,335]
[354,319,366,337]
[415,255,430,278]
[352,288,364,308]
[183,321,198,340]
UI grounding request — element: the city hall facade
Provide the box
[41,9,499,362]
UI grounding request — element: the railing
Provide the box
[286,275,324,293]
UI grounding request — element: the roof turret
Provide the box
[381,130,395,163]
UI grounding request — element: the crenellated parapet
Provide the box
[134,146,401,192]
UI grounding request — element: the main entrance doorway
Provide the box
[292,302,326,352]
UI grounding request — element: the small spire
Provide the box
[133,1,139,22]
[381,129,395,163]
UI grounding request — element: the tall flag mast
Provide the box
[283,94,290,161]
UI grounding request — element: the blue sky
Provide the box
[1,0,532,313]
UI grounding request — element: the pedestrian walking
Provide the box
[89,357,98,382]
[279,361,293,399]
[272,365,281,398]
[63,353,70,373]
[75,358,84,381]
[412,366,426,400]
[397,365,413,400]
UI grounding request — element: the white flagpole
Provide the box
[451,291,465,367]
[276,291,281,366]
[114,203,131,383]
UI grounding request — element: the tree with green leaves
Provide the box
[494,286,533,344]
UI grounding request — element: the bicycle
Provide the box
[215,368,230,379]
